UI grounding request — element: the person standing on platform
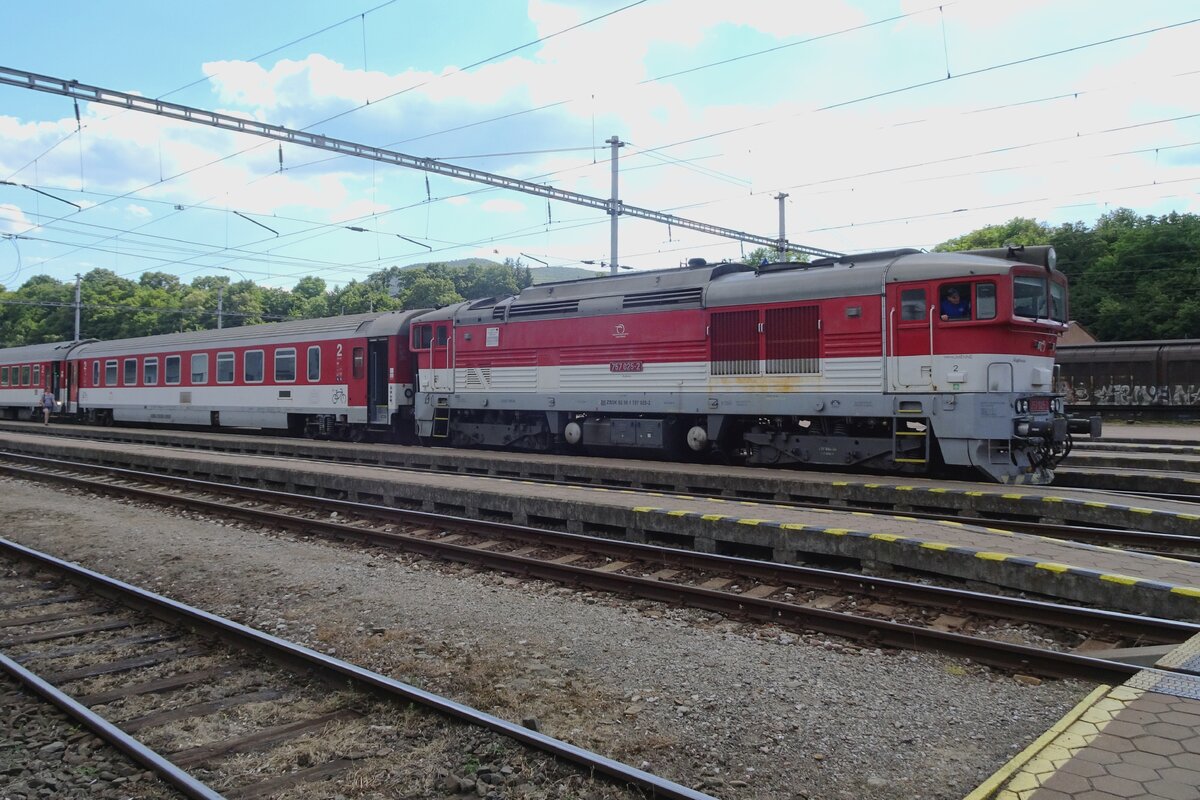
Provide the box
[41,387,55,425]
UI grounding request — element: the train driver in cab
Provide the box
[940,285,970,320]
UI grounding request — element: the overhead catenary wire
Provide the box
[2,10,1197,290]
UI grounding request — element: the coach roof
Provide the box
[0,340,86,364]
[73,312,402,359]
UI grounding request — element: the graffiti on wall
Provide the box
[1060,380,1200,406]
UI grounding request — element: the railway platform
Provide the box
[2,429,1199,620]
[970,633,1200,800]
[3,421,1198,535]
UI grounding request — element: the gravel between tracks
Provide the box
[0,476,1091,800]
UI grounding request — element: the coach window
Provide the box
[191,353,209,384]
[1,367,7,386]
[165,355,181,385]
[307,346,320,381]
[245,350,264,383]
[217,352,235,384]
[275,348,296,382]
[144,357,159,386]
[352,347,365,380]
[976,282,997,320]
[900,288,927,322]
[123,358,137,385]
[104,360,117,386]
[33,365,41,386]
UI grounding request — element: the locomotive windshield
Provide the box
[1013,276,1067,322]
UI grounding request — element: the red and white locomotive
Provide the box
[406,246,1094,483]
[0,246,1096,483]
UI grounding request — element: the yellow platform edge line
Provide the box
[961,683,1112,800]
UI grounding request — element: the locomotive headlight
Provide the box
[1053,398,1064,413]
[1015,399,1028,413]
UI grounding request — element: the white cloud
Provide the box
[126,204,152,219]
[0,204,31,234]
[481,198,526,213]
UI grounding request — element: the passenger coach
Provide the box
[65,311,425,439]
[0,340,79,420]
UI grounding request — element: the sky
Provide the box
[1,0,1198,290]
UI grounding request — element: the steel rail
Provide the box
[0,456,1171,682]
[0,536,715,800]
[1,452,1188,642]
[0,651,225,800]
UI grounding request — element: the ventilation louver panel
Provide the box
[710,310,758,376]
[765,305,819,374]
[506,300,580,318]
[622,287,703,309]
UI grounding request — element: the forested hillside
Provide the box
[3,209,1196,345]
[0,259,575,346]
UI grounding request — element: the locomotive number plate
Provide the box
[610,361,644,372]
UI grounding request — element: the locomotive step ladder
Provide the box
[892,416,930,465]
[432,407,451,439]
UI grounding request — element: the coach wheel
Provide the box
[686,425,709,452]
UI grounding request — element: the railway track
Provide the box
[0,452,1191,683]
[0,536,714,800]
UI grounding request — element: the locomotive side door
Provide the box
[889,285,933,390]
[366,338,390,425]
[428,323,454,392]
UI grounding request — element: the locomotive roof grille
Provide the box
[807,248,923,267]
[506,299,580,318]
[622,287,704,309]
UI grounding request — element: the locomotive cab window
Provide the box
[123,358,137,385]
[165,356,181,385]
[1014,276,1049,319]
[191,353,209,384]
[307,346,320,382]
[435,325,448,346]
[217,352,235,384]
[1050,281,1067,323]
[900,288,927,321]
[245,351,264,383]
[144,358,158,386]
[412,325,433,349]
[275,348,296,382]
[104,361,116,387]
[939,284,972,321]
[976,282,997,320]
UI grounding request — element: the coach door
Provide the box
[889,285,933,390]
[367,338,390,425]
